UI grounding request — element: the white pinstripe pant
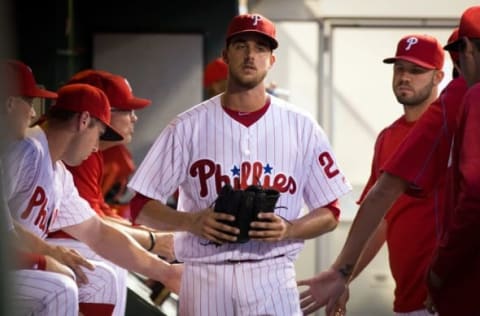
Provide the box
[179,255,301,316]
[47,238,125,316]
[13,269,79,316]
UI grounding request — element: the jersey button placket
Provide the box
[241,133,251,159]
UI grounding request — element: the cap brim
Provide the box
[444,38,462,51]
[383,57,435,70]
[227,31,278,49]
[113,97,151,110]
[101,125,124,141]
[27,87,58,99]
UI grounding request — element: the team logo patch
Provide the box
[189,159,297,197]
[405,37,419,51]
[251,15,262,26]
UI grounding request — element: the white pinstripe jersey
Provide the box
[3,126,96,239]
[129,95,351,263]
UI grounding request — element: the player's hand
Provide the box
[249,212,291,241]
[47,244,95,284]
[44,255,76,281]
[162,262,184,294]
[190,208,239,244]
[424,293,437,315]
[425,268,441,315]
[152,232,176,262]
[297,268,347,315]
[333,287,349,316]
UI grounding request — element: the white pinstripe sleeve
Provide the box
[128,119,187,202]
[302,118,351,209]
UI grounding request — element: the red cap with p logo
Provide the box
[383,34,444,70]
[226,13,278,49]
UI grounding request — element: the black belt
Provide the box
[225,254,284,264]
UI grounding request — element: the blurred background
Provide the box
[4,0,478,315]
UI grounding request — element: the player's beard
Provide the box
[229,68,268,90]
[394,79,435,107]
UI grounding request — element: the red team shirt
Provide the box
[65,152,119,218]
[381,77,470,315]
[428,83,480,315]
[358,116,439,313]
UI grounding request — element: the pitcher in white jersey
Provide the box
[128,13,351,316]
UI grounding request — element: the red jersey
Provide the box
[358,116,439,313]
[384,77,468,196]
[381,77,471,315]
[101,145,135,199]
[66,152,115,217]
[428,83,480,316]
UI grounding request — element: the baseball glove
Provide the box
[214,183,280,243]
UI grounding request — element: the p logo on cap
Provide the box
[67,70,151,110]
[383,34,445,70]
[226,13,278,49]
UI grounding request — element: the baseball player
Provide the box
[296,28,469,316]
[3,83,183,316]
[2,59,86,315]
[303,35,445,316]
[128,13,351,316]
[47,69,175,316]
[426,6,480,315]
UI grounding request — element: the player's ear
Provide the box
[268,53,276,69]
[77,111,91,130]
[433,69,445,85]
[5,96,15,113]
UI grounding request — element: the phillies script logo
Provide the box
[20,185,58,234]
[189,159,297,197]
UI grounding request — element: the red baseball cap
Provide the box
[67,70,151,110]
[444,6,480,51]
[3,60,57,98]
[50,83,123,141]
[447,28,460,64]
[203,58,228,88]
[383,34,444,70]
[226,13,278,49]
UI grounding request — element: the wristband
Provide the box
[147,231,156,252]
[337,264,353,279]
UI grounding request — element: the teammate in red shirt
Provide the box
[426,6,480,315]
[352,34,445,315]
[297,28,468,315]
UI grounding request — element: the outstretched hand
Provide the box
[297,268,348,315]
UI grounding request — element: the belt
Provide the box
[225,254,284,264]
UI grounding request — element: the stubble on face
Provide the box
[394,77,436,107]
